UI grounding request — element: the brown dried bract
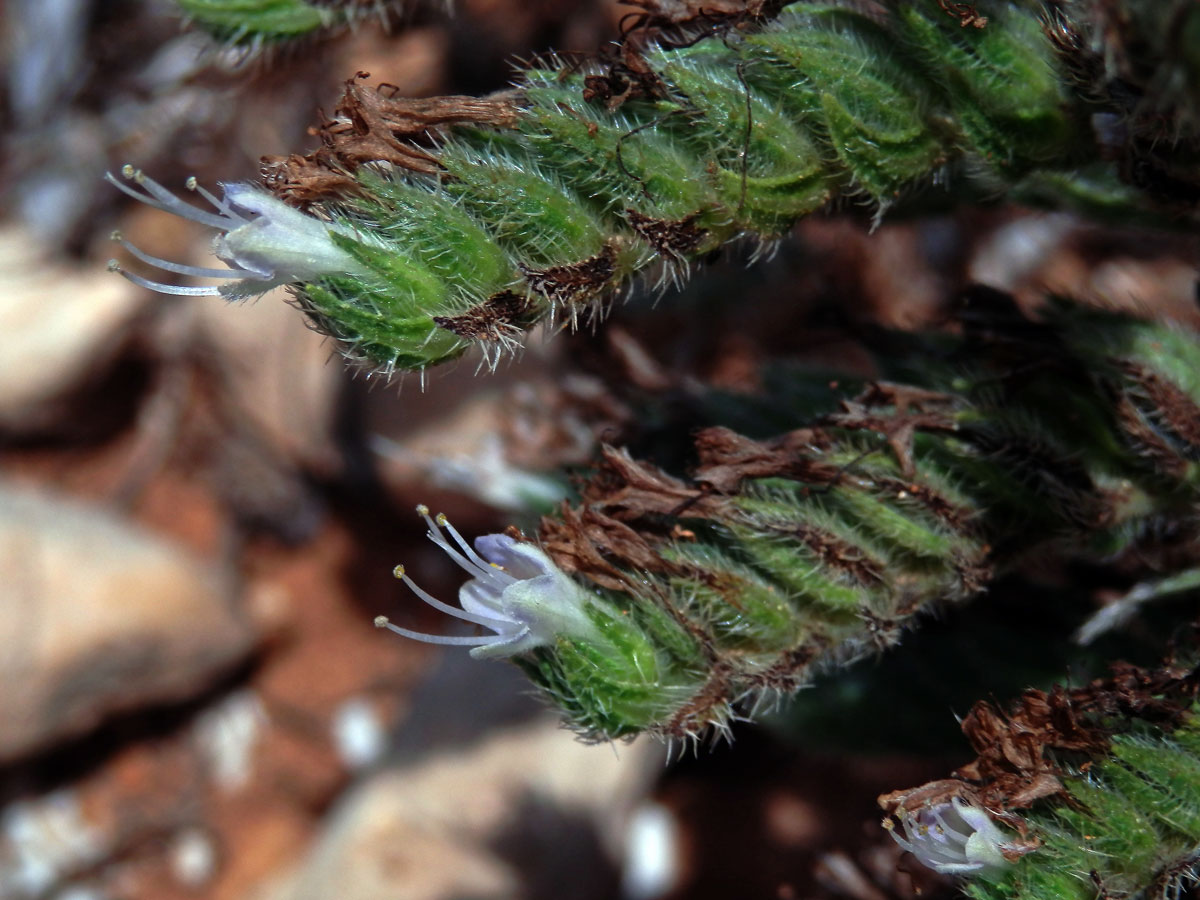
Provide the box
[539,503,690,592]
[579,445,729,522]
[691,426,840,494]
[537,446,728,591]
[937,0,988,28]
[625,209,707,260]
[822,382,959,475]
[617,0,784,39]
[262,74,522,204]
[433,291,538,343]
[518,242,618,308]
[583,43,668,110]
[260,153,362,209]
[325,77,521,174]
[878,779,981,817]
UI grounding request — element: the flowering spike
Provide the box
[172,0,403,52]
[122,2,1199,375]
[367,300,1200,742]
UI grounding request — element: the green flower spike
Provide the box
[123,2,1200,376]
[173,0,405,50]
[377,300,1200,743]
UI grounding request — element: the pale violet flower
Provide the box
[885,797,1013,875]
[105,165,360,298]
[375,506,598,660]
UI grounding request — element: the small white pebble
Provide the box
[621,803,682,900]
[1,790,103,896]
[193,690,266,791]
[170,828,217,887]
[331,697,387,769]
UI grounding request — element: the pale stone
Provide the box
[250,717,659,900]
[0,480,256,761]
[191,286,343,473]
[0,226,146,431]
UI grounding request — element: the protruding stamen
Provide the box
[105,168,237,231]
[415,507,505,587]
[187,175,242,219]
[107,261,224,296]
[113,233,269,281]
[396,567,512,630]
[375,616,516,647]
[437,512,505,575]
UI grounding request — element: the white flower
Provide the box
[105,165,360,299]
[374,506,598,660]
[885,797,1012,875]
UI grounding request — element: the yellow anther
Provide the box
[392,564,405,578]
[416,504,430,515]
[436,513,448,526]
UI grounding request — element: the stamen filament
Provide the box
[186,175,241,219]
[107,262,224,296]
[395,566,513,630]
[930,809,971,843]
[112,232,267,280]
[106,168,235,231]
[374,616,512,646]
[437,512,504,575]
[415,506,511,591]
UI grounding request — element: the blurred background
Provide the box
[1,2,1198,899]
